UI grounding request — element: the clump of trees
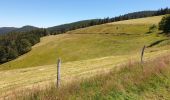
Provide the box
[154,8,170,16]
[0,29,49,63]
[159,14,170,33]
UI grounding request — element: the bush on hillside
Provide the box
[159,14,170,33]
[148,24,157,33]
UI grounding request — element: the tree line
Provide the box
[48,8,170,34]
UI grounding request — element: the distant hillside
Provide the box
[15,25,39,32]
[111,11,156,21]
[0,11,158,35]
[0,25,39,34]
[1,8,169,35]
[47,8,170,34]
[109,15,163,25]
[0,27,17,34]
[47,19,100,33]
[47,11,156,34]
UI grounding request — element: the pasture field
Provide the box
[0,15,166,70]
[1,15,170,99]
[16,54,170,100]
[0,48,169,97]
[109,15,163,25]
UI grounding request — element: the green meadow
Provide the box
[0,16,167,70]
[1,15,170,99]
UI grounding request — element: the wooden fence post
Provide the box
[57,58,61,88]
[141,45,146,70]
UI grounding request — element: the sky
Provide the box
[0,0,170,28]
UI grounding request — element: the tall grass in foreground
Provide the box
[12,55,170,100]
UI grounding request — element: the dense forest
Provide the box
[0,29,49,63]
[0,8,170,64]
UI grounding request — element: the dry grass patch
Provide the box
[11,54,170,100]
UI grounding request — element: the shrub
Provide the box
[159,14,170,33]
[148,24,157,33]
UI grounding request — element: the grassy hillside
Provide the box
[67,16,163,34]
[109,15,163,25]
[0,15,167,70]
[1,15,170,98]
[13,54,170,100]
[1,49,169,96]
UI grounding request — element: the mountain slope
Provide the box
[68,15,163,34]
[15,25,39,32]
[0,15,168,70]
[47,19,99,33]
[0,25,39,34]
[1,15,170,98]
[110,15,163,25]
[0,27,17,34]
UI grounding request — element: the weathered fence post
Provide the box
[141,45,146,64]
[57,58,61,88]
[141,45,146,70]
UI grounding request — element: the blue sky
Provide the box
[0,0,170,28]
